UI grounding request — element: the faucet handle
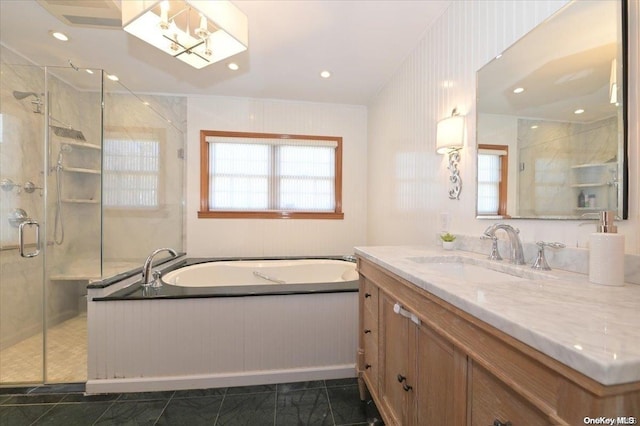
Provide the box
[532,241,565,270]
[536,241,566,249]
[151,270,163,288]
[481,235,502,261]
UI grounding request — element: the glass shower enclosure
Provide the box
[0,56,102,384]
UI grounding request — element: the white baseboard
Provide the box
[86,364,357,394]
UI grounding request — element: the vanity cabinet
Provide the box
[356,256,640,426]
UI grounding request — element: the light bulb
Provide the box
[159,1,169,30]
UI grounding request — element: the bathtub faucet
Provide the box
[141,248,178,287]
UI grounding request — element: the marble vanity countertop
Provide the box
[354,245,640,386]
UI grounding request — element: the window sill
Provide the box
[197,211,344,220]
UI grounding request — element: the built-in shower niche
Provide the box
[56,136,101,204]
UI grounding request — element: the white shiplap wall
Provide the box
[185,97,368,258]
[368,0,640,253]
[87,292,357,393]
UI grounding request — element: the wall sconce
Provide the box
[609,58,618,104]
[121,0,249,70]
[436,108,464,200]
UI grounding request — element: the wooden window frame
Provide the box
[199,130,344,219]
[478,144,509,217]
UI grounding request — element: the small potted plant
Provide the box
[440,232,456,250]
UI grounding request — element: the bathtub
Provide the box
[87,257,360,394]
[162,258,359,287]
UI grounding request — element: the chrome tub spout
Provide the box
[142,248,178,287]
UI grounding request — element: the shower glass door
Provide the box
[0,60,47,384]
[0,57,103,385]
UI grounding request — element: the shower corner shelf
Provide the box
[62,198,100,204]
[64,167,101,175]
[63,140,101,150]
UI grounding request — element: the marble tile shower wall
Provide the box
[367,0,639,254]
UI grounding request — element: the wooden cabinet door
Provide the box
[413,324,456,426]
[379,292,410,425]
[470,362,550,426]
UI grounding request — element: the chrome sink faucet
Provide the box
[142,248,178,287]
[483,224,525,265]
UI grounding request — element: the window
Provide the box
[477,144,508,216]
[199,131,343,219]
[103,128,163,210]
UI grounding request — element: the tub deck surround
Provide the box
[87,256,359,394]
[92,257,358,300]
[354,245,640,386]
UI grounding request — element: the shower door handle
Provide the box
[18,219,40,258]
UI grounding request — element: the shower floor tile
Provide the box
[0,314,87,384]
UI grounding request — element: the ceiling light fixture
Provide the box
[121,0,248,70]
[513,87,525,94]
[228,62,239,71]
[86,69,94,75]
[50,31,69,41]
[320,70,331,79]
[574,108,585,114]
[107,74,119,81]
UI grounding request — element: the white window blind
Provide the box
[477,153,502,215]
[103,137,160,209]
[207,137,336,212]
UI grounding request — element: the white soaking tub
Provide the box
[162,258,359,287]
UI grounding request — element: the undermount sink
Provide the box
[407,256,549,283]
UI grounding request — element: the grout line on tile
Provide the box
[323,381,336,426]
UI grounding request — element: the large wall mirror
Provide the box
[476,0,628,220]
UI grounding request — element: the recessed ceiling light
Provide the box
[320,70,331,79]
[143,101,150,106]
[107,74,119,81]
[85,69,94,75]
[495,54,503,59]
[513,87,525,94]
[228,63,239,71]
[531,125,539,129]
[574,108,585,114]
[50,31,69,41]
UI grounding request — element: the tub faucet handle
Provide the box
[151,270,163,288]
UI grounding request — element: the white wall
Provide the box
[186,96,368,257]
[368,0,640,254]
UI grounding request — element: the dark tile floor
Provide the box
[0,378,384,426]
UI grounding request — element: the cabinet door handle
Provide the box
[365,364,372,370]
[364,329,371,334]
[493,420,512,426]
[364,292,371,298]
[397,374,406,383]
[402,383,412,392]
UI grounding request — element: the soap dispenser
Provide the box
[589,210,625,286]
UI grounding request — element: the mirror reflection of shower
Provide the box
[53,144,72,245]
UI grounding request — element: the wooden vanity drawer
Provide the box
[470,362,551,426]
[362,278,378,316]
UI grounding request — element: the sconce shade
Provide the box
[609,58,617,104]
[122,0,248,69]
[436,115,464,154]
